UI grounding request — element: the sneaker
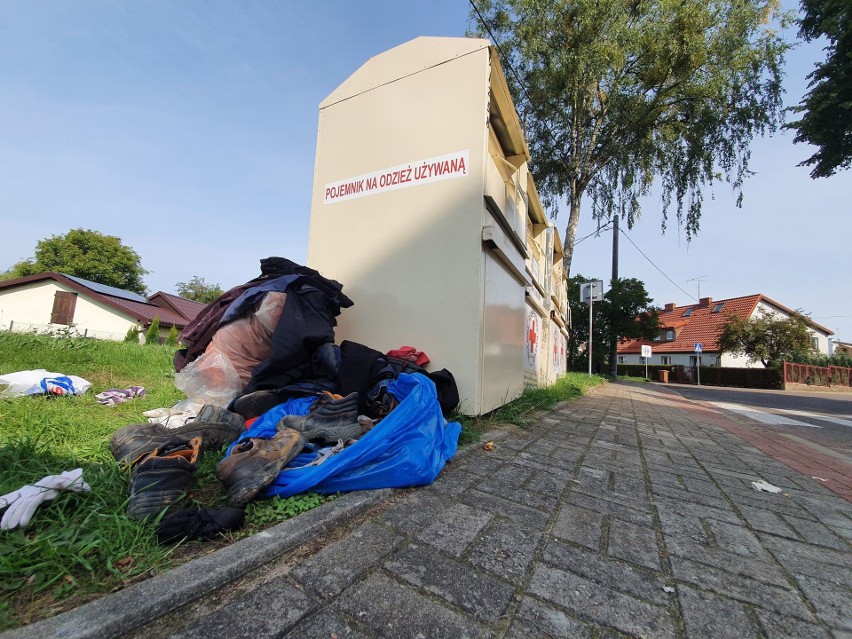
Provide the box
[127,437,201,520]
[110,405,245,464]
[215,429,305,507]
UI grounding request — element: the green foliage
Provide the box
[2,229,149,295]
[469,0,791,273]
[124,326,141,343]
[165,325,179,347]
[566,275,659,373]
[144,316,160,345]
[785,0,852,177]
[245,493,328,528]
[717,309,816,367]
[175,276,224,304]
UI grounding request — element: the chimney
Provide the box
[698,297,712,308]
[664,303,676,312]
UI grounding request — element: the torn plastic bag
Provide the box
[174,347,242,408]
[225,373,461,498]
[174,292,287,407]
[0,370,92,398]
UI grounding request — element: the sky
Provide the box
[1,1,849,344]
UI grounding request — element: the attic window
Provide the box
[50,291,77,325]
[665,329,675,341]
[711,302,724,313]
[682,307,694,317]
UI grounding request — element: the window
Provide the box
[812,336,819,350]
[682,307,694,317]
[653,334,661,342]
[50,291,77,325]
[665,329,675,341]
[712,302,724,313]
[661,356,671,365]
[618,356,625,364]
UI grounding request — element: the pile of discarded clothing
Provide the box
[107,257,461,541]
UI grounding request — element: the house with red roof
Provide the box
[617,294,833,369]
[0,272,206,342]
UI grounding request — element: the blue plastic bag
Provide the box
[226,373,461,498]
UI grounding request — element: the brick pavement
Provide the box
[34,381,852,638]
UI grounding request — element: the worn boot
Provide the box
[110,405,245,464]
[215,429,305,507]
[231,389,289,420]
[127,437,200,520]
[280,413,375,445]
[276,392,358,431]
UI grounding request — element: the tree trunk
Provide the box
[562,184,582,278]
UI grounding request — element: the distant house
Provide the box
[0,272,206,341]
[833,340,852,358]
[618,295,833,369]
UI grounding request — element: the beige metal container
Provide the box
[308,37,565,415]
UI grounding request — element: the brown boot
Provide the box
[215,429,305,507]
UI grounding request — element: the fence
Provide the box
[617,364,782,389]
[1,321,129,342]
[783,362,852,388]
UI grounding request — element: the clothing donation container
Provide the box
[308,37,568,415]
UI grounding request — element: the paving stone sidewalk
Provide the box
[14,381,852,638]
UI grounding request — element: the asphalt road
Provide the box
[664,383,852,455]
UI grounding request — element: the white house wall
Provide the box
[0,281,138,340]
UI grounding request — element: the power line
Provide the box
[573,220,613,246]
[618,228,698,302]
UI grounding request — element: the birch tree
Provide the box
[470,0,790,275]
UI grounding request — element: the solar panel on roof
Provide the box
[63,274,149,303]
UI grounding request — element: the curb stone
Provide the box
[1,489,392,639]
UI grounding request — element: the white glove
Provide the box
[0,469,91,530]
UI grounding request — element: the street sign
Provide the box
[694,343,703,353]
[641,345,652,358]
[580,280,604,304]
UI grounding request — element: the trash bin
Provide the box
[658,369,669,383]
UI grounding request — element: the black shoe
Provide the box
[110,405,245,464]
[231,390,289,420]
[276,392,359,433]
[127,438,200,520]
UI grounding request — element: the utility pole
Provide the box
[608,215,619,378]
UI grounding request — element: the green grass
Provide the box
[454,372,606,444]
[0,333,605,629]
[0,332,328,629]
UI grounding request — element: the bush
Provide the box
[124,326,140,343]
[616,364,782,389]
[165,325,179,347]
[144,316,160,345]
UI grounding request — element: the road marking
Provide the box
[709,402,822,428]
[774,409,852,428]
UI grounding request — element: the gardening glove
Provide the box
[0,469,91,530]
[156,507,245,545]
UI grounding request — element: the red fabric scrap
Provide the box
[386,346,430,367]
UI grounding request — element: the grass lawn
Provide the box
[0,332,605,630]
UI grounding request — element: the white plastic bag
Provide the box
[174,348,242,408]
[0,370,92,398]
